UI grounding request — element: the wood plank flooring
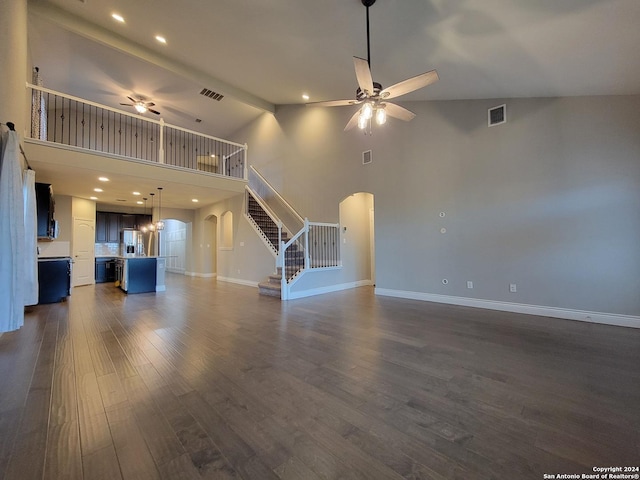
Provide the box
[1,274,639,479]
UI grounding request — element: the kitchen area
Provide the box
[94,210,166,294]
[35,180,186,305]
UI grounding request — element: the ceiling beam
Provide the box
[29,2,276,114]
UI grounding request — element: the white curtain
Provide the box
[23,169,38,306]
[0,129,26,332]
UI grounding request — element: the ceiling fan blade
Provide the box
[120,103,134,106]
[146,102,156,107]
[380,70,439,99]
[344,110,361,131]
[148,109,161,115]
[306,99,359,108]
[127,96,137,103]
[354,57,374,96]
[384,102,416,122]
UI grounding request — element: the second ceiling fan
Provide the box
[120,96,161,115]
[306,0,439,131]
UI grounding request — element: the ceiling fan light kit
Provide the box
[120,96,161,115]
[306,0,438,134]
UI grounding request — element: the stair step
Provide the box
[258,281,281,298]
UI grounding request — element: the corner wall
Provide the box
[232,95,640,320]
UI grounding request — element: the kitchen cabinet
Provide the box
[95,257,117,283]
[38,257,71,304]
[118,257,157,294]
[121,214,136,230]
[35,182,57,239]
[95,212,121,242]
[96,212,152,242]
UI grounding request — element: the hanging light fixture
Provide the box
[141,197,149,233]
[148,193,156,232]
[134,101,148,114]
[156,187,165,231]
[375,105,386,125]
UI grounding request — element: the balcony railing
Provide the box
[28,83,248,179]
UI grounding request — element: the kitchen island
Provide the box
[116,257,163,294]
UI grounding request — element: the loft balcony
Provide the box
[24,84,248,206]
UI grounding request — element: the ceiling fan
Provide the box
[120,96,160,115]
[306,0,439,132]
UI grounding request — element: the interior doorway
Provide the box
[338,192,375,285]
[162,219,187,274]
[72,217,95,287]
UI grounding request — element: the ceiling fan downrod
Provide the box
[362,0,376,68]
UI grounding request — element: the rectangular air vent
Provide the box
[362,150,372,165]
[488,104,506,127]
[200,88,224,101]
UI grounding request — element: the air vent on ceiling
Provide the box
[200,88,224,101]
[362,150,372,165]
[488,104,506,127]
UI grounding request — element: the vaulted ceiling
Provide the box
[25,0,640,209]
[29,0,640,139]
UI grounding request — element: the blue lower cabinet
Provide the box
[126,258,157,294]
[38,257,71,304]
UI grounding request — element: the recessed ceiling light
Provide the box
[136,201,143,205]
[112,13,125,23]
[302,93,310,101]
[98,176,109,182]
[133,191,141,196]
[210,154,216,158]
[94,188,103,192]
[90,196,98,200]
[155,35,167,44]
[192,199,199,203]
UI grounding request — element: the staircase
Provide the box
[247,193,305,298]
[247,168,341,300]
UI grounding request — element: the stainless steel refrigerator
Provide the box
[120,229,153,257]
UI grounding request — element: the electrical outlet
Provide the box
[509,283,517,293]
[467,281,473,289]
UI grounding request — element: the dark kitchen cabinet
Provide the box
[35,182,56,239]
[38,257,71,304]
[121,214,136,230]
[96,212,153,242]
[95,257,117,283]
[96,212,121,242]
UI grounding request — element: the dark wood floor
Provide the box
[1,274,638,480]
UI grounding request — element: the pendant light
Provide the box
[156,187,165,231]
[148,193,156,232]
[141,197,149,233]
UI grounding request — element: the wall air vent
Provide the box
[488,104,506,127]
[200,88,224,101]
[362,150,372,165]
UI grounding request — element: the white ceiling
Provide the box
[26,0,640,208]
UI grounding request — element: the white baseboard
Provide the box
[288,280,373,300]
[374,288,640,329]
[184,272,217,278]
[217,276,259,288]
[155,285,166,292]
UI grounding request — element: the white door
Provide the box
[73,217,95,287]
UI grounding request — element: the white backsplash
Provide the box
[95,243,120,257]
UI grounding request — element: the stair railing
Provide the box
[248,166,304,235]
[245,186,283,256]
[280,219,341,300]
